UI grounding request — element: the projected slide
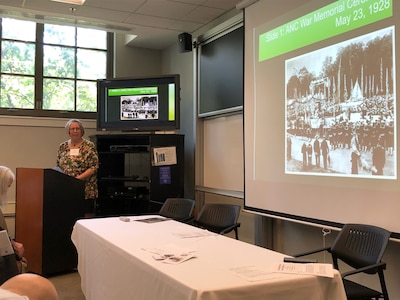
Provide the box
[244,0,400,236]
[251,0,395,180]
[285,27,395,178]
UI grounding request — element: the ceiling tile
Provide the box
[136,0,196,19]
[168,20,202,32]
[76,6,132,23]
[84,0,145,13]
[0,0,24,6]
[201,0,238,10]
[183,6,225,24]
[171,0,206,6]
[124,13,176,28]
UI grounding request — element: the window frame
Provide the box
[0,20,114,119]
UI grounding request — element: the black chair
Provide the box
[159,198,195,223]
[294,223,390,300]
[192,203,241,239]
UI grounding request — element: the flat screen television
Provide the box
[97,74,180,132]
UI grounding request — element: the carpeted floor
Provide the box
[48,271,85,300]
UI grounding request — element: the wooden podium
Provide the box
[15,168,85,275]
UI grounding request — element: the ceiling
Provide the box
[0,0,242,50]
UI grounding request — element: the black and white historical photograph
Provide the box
[120,95,159,120]
[285,27,396,178]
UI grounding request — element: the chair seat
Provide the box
[343,279,383,300]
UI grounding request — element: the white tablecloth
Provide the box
[71,216,346,300]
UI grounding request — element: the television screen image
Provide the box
[97,74,180,132]
[120,94,159,121]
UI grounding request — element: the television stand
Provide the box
[90,133,184,216]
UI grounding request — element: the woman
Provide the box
[56,119,99,216]
[0,166,26,273]
[0,166,14,210]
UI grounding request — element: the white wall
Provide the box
[162,43,195,199]
[114,34,162,77]
[203,114,243,191]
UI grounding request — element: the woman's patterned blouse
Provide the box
[57,139,99,199]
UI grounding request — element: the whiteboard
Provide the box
[203,114,243,192]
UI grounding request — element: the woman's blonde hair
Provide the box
[0,166,15,208]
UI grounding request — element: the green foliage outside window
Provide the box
[0,17,109,116]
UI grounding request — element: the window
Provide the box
[0,18,112,118]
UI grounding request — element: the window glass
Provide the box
[0,17,109,116]
[77,27,107,49]
[43,78,74,110]
[77,80,97,112]
[0,75,35,109]
[44,24,76,46]
[77,49,106,80]
[43,45,75,78]
[2,18,36,42]
[1,41,35,75]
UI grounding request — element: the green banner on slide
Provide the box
[258,0,393,62]
[108,87,158,96]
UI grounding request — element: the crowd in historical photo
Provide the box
[121,95,159,120]
[285,27,395,178]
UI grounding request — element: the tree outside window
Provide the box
[0,17,110,117]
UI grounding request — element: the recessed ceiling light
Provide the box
[51,0,86,5]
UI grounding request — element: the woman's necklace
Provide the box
[71,139,83,147]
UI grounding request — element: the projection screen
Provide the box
[244,0,400,237]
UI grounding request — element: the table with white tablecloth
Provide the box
[71,216,346,300]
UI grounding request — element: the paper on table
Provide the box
[173,230,218,238]
[271,263,334,278]
[230,265,286,282]
[142,244,196,264]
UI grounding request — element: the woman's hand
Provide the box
[11,240,25,258]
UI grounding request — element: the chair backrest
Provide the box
[196,203,240,234]
[330,223,391,273]
[159,198,195,221]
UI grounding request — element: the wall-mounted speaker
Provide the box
[178,32,192,53]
